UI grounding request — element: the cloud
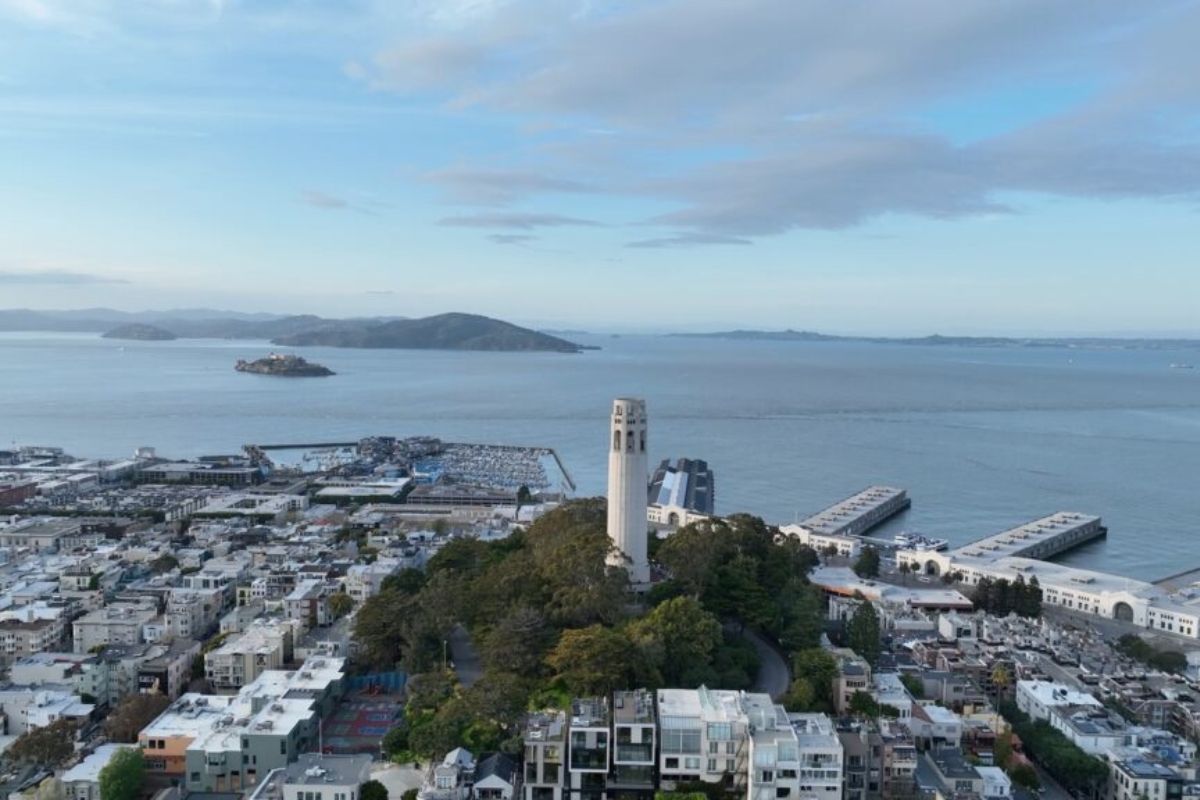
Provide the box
[299,189,387,216]
[627,233,753,249]
[355,0,1200,244]
[0,270,127,285]
[486,233,537,245]
[426,167,595,206]
[438,212,601,230]
[300,189,350,210]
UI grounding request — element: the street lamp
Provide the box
[443,639,448,672]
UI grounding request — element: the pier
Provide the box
[798,486,911,538]
[950,512,1106,561]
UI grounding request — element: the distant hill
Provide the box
[671,330,1200,351]
[101,323,177,341]
[273,313,584,353]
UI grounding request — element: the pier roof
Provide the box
[951,512,1100,560]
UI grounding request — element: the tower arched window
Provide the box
[613,430,621,451]
[639,430,646,452]
[627,431,635,452]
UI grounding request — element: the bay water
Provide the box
[1,332,1196,581]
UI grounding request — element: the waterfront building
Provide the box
[646,458,714,528]
[606,398,650,585]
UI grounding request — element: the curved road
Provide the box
[741,628,791,699]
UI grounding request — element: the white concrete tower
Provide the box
[606,397,650,584]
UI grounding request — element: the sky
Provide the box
[0,0,1198,335]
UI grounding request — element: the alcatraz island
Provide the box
[235,353,335,377]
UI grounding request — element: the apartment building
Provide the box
[524,711,566,800]
[610,690,656,798]
[9,652,109,704]
[139,656,345,793]
[789,713,844,800]
[72,600,159,653]
[567,697,610,800]
[206,618,296,690]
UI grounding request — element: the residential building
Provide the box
[568,696,611,800]
[789,713,844,800]
[282,754,372,800]
[1108,757,1184,800]
[285,579,331,634]
[523,710,566,800]
[611,689,656,797]
[0,685,93,735]
[137,637,202,699]
[72,600,159,653]
[60,744,129,800]
[206,618,296,690]
[138,656,345,793]
[9,652,109,704]
[475,754,519,800]
[656,687,750,792]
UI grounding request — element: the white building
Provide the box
[72,600,159,654]
[789,713,844,800]
[778,525,863,559]
[1015,680,1103,723]
[281,754,372,800]
[60,744,130,800]
[606,398,650,585]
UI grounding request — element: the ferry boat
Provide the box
[894,532,949,552]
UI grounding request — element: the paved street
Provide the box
[741,628,791,699]
[447,623,482,687]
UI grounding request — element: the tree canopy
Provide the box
[4,719,77,768]
[98,747,145,800]
[105,693,171,743]
[846,600,882,668]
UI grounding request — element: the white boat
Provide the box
[894,532,949,552]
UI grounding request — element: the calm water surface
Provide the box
[1,332,1197,580]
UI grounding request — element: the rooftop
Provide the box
[283,753,371,787]
[952,512,1101,560]
[800,486,907,536]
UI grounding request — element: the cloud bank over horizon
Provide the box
[1,0,1198,331]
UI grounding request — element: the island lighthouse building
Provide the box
[607,398,651,584]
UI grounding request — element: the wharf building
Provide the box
[779,487,911,558]
[606,399,650,585]
[646,458,714,529]
[897,513,1200,640]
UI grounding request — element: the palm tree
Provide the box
[990,661,1013,701]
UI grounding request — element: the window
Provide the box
[280,741,287,755]
[666,758,679,769]
[685,757,701,770]
[708,759,717,773]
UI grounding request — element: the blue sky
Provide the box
[1,0,1198,335]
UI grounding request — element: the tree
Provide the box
[990,662,1013,700]
[482,607,553,675]
[546,625,639,696]
[105,693,171,743]
[362,779,389,800]
[897,561,913,585]
[98,747,145,800]
[782,677,817,712]
[849,690,881,719]
[627,596,722,686]
[328,592,354,618]
[792,649,839,712]
[403,790,419,800]
[382,725,409,759]
[853,547,881,579]
[1009,763,1040,791]
[846,601,882,668]
[149,553,179,574]
[5,719,76,768]
[899,673,925,699]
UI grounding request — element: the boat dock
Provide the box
[949,512,1106,561]
[799,486,911,538]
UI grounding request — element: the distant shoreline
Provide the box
[667,329,1200,352]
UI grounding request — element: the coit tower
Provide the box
[606,397,650,584]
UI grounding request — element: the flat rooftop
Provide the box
[952,512,1101,559]
[525,711,566,743]
[613,690,655,725]
[800,486,907,536]
[570,697,608,728]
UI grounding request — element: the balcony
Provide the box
[615,744,654,763]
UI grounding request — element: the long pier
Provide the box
[950,512,1106,561]
[799,486,911,538]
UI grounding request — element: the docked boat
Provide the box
[894,532,949,551]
